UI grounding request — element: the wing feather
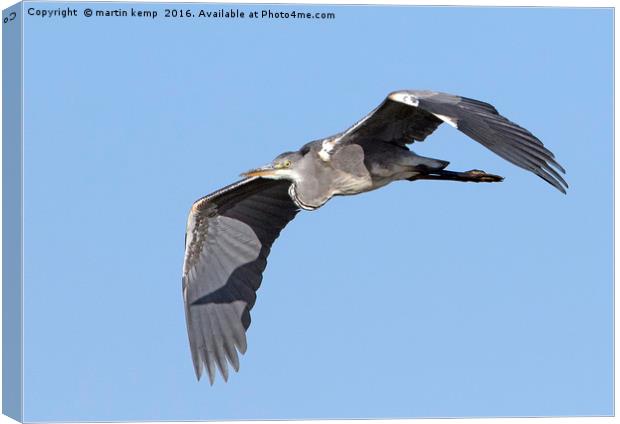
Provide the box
[182,177,299,383]
[339,90,567,192]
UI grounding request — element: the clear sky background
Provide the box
[19,3,612,421]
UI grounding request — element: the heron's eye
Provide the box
[283,160,291,168]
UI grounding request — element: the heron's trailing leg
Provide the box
[409,169,504,184]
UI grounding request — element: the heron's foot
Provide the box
[465,169,504,183]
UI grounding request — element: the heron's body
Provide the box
[182,89,567,384]
[282,138,455,210]
[288,141,373,209]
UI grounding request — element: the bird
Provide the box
[182,89,567,384]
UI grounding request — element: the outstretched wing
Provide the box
[339,90,567,193]
[182,177,299,384]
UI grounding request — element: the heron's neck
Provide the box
[260,168,299,182]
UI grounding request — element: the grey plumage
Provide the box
[182,89,567,383]
[183,178,298,383]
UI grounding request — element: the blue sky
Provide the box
[18,3,612,421]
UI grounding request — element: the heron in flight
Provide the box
[182,90,567,384]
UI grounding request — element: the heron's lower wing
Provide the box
[182,177,299,384]
[340,90,567,193]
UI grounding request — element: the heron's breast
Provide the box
[330,171,373,195]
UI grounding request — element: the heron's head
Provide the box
[241,151,303,181]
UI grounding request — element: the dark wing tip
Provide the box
[207,365,215,385]
[193,356,203,381]
[422,93,569,193]
[458,115,569,193]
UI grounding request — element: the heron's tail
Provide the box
[409,156,450,170]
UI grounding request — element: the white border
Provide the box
[0,1,615,424]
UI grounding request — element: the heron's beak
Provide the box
[241,164,279,178]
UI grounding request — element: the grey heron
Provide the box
[182,90,567,384]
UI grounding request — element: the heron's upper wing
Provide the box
[182,177,299,384]
[339,90,567,193]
